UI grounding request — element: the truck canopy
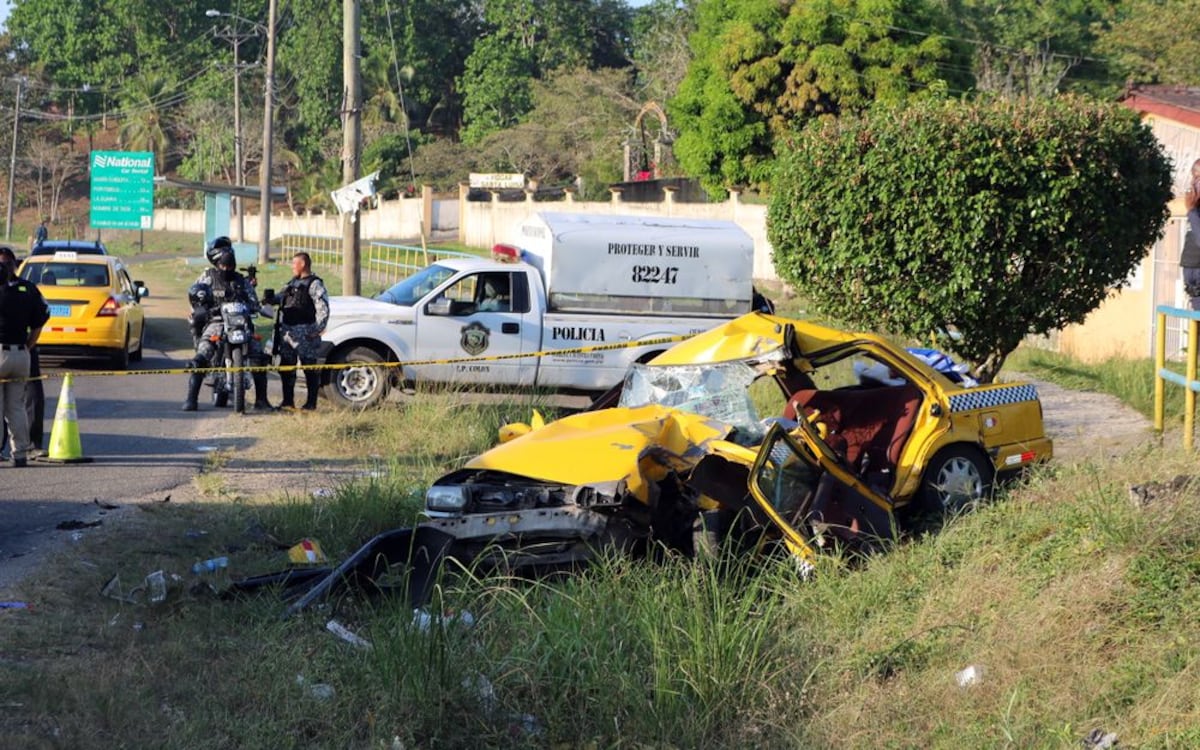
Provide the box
[516,212,754,317]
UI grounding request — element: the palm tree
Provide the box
[117,72,180,173]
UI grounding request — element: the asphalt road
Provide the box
[0,301,256,590]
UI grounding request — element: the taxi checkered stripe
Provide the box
[949,384,1038,412]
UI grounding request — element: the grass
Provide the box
[5,231,1199,747]
[5,401,1199,747]
[1007,347,1189,424]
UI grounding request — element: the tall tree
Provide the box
[117,71,177,172]
[671,0,966,199]
[1095,0,1200,85]
[459,0,633,144]
[954,0,1115,97]
[630,0,698,103]
[767,96,1172,382]
[477,66,640,195]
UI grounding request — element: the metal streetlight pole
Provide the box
[206,9,258,243]
[259,0,278,264]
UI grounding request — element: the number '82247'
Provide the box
[631,265,679,284]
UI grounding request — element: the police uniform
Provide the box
[275,272,329,410]
[0,270,50,465]
[183,266,271,411]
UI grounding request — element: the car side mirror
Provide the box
[135,282,149,299]
[427,297,452,316]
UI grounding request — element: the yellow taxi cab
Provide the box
[18,250,149,369]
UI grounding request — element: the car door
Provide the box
[747,420,897,564]
[115,265,145,344]
[413,271,537,386]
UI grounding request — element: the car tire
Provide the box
[917,445,994,514]
[110,329,131,370]
[130,327,144,363]
[323,346,389,409]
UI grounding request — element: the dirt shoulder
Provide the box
[1019,376,1154,463]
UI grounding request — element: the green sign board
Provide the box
[89,150,155,230]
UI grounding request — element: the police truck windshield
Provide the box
[375,264,456,306]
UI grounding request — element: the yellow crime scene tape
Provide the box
[0,334,695,385]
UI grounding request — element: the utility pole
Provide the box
[258,0,279,264]
[5,78,22,242]
[341,0,362,295]
[212,22,258,243]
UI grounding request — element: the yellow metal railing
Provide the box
[1154,305,1200,450]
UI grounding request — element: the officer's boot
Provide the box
[252,371,273,411]
[278,370,297,410]
[302,371,321,411]
[182,372,203,411]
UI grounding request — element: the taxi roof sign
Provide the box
[53,251,78,260]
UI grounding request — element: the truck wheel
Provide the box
[325,346,390,409]
[917,445,994,514]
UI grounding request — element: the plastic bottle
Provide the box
[192,556,229,575]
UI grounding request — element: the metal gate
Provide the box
[1152,216,1189,362]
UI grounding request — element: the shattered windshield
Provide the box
[375,264,456,306]
[619,362,765,441]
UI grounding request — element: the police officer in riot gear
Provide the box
[266,251,329,410]
[182,236,272,411]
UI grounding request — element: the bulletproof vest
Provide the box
[281,276,317,325]
[207,270,240,305]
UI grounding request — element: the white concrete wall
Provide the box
[153,194,427,243]
[153,187,779,280]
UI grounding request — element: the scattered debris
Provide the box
[93,498,120,510]
[413,608,476,632]
[144,570,168,604]
[1128,475,1197,507]
[955,664,983,688]
[56,519,102,531]
[288,539,327,565]
[1082,728,1118,749]
[184,529,208,539]
[295,674,335,701]
[311,488,335,499]
[0,601,30,611]
[326,619,373,650]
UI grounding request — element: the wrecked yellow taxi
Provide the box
[283,313,1052,612]
[420,312,1051,565]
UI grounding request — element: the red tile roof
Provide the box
[1121,85,1200,128]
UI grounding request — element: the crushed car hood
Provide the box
[466,404,731,499]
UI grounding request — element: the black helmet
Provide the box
[205,236,234,266]
[188,282,213,308]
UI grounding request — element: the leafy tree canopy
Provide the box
[1095,0,1200,85]
[955,0,1114,97]
[671,0,969,200]
[767,96,1172,382]
[459,0,633,144]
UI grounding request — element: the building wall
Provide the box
[154,186,780,281]
[1054,115,1199,362]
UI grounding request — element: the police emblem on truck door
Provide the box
[460,322,491,356]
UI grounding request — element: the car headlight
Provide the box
[426,485,469,513]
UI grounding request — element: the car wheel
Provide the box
[110,328,131,370]
[918,445,994,514]
[324,346,390,409]
[130,326,144,363]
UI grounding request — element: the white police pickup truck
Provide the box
[317,212,761,408]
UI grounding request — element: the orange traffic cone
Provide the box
[41,373,93,464]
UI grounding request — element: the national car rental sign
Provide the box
[89,151,155,230]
